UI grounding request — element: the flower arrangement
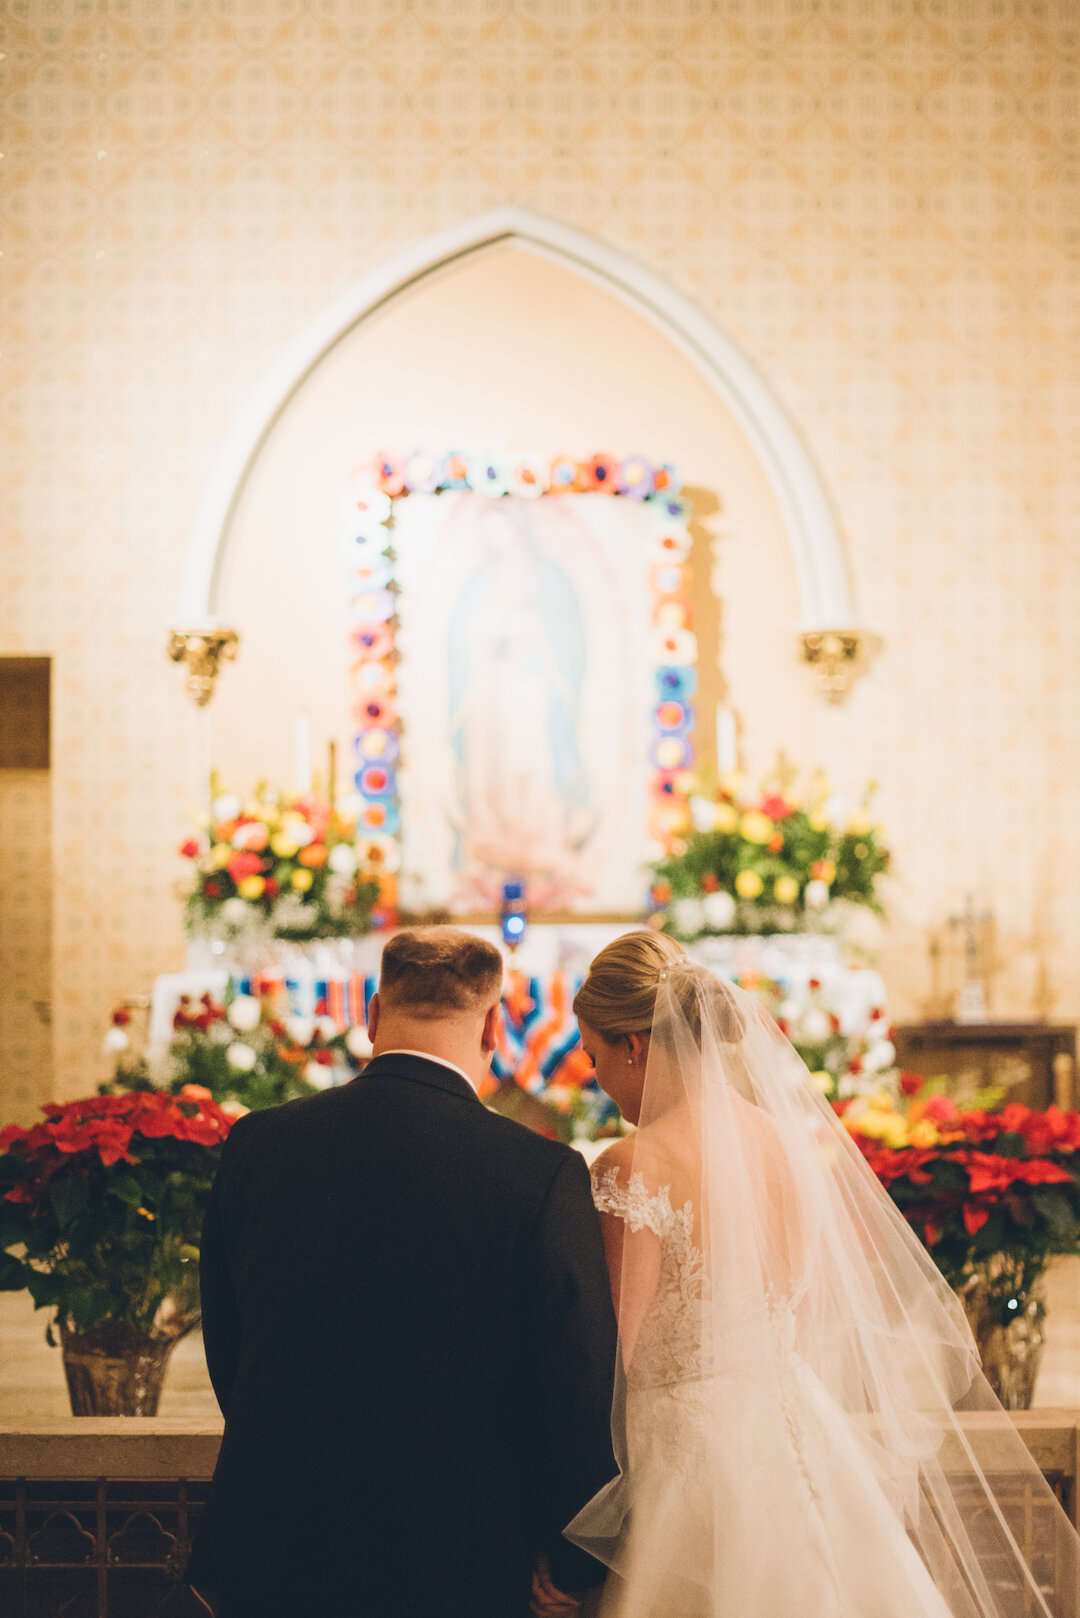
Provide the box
[750,976,896,1101]
[649,769,890,940]
[0,1088,236,1341]
[180,782,382,943]
[839,1083,1080,1301]
[105,991,373,1114]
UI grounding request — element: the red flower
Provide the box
[263,877,280,900]
[227,850,263,883]
[701,874,719,893]
[899,1072,924,1098]
[848,1057,863,1075]
[760,795,793,821]
[314,1050,333,1066]
[581,454,618,492]
[179,838,201,858]
[924,1094,959,1125]
[963,1201,990,1236]
[808,978,821,992]
[112,1007,132,1027]
[204,880,221,900]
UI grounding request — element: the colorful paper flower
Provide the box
[440,451,471,488]
[654,600,692,632]
[351,659,394,698]
[349,554,393,592]
[652,627,698,664]
[617,454,654,499]
[468,454,512,498]
[581,453,618,492]
[404,450,443,494]
[654,665,697,701]
[351,624,394,660]
[373,453,407,496]
[349,589,395,625]
[511,454,550,498]
[652,462,682,495]
[650,528,692,564]
[549,457,578,491]
[352,694,398,730]
[648,493,688,524]
[652,735,693,772]
[655,699,691,734]
[356,834,402,874]
[358,763,397,797]
[354,729,400,765]
[345,484,392,529]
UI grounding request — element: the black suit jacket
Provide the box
[186,1052,618,1618]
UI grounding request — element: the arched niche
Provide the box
[190,213,862,793]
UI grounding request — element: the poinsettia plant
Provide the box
[650,769,890,940]
[839,1083,1080,1308]
[181,781,382,942]
[0,1089,237,1341]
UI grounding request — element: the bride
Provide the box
[535,931,1080,1618]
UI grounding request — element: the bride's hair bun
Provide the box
[572,930,687,1039]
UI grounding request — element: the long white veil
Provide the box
[567,963,1079,1617]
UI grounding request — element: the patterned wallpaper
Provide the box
[1,0,1077,1100]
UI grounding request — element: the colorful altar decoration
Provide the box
[343,450,698,911]
[180,782,381,943]
[649,768,891,942]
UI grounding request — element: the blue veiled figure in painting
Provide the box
[445,500,597,907]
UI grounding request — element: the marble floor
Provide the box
[3,1258,1080,1421]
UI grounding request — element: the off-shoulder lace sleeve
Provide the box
[590,1165,682,1241]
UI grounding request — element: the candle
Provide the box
[328,739,338,812]
[295,713,312,794]
[715,706,738,775]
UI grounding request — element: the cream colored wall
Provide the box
[1,1,1077,1102]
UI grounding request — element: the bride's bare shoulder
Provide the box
[590,1135,635,1181]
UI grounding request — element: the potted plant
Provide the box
[0,1087,237,1415]
[839,1084,1080,1407]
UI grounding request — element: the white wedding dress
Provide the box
[587,1165,953,1618]
[566,966,1078,1618]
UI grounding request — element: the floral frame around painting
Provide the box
[342,452,698,917]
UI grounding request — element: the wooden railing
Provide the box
[2,1413,1080,1616]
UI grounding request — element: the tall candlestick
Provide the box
[295,712,312,795]
[328,739,337,812]
[715,705,738,775]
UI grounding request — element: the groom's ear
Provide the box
[481,1000,501,1058]
[367,992,380,1043]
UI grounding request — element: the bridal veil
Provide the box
[567,962,1079,1618]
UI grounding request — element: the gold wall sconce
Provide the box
[167,629,240,707]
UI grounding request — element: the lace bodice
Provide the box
[591,1164,798,1389]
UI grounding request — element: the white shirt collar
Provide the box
[377,1048,478,1094]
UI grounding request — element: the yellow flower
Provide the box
[809,813,828,832]
[237,875,265,900]
[271,832,301,858]
[735,869,764,899]
[720,770,744,798]
[714,802,739,833]
[291,867,314,893]
[740,810,774,845]
[908,1120,940,1148]
[211,843,232,869]
[136,1207,156,1221]
[848,812,871,836]
[881,1118,910,1149]
[810,1072,833,1094]
[774,876,799,904]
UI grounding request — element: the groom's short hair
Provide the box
[378,927,503,1015]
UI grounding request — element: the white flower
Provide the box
[222,897,249,925]
[305,1060,335,1090]
[689,795,719,833]
[702,890,736,931]
[226,995,261,1033]
[345,1024,373,1059]
[779,998,803,1023]
[212,794,243,822]
[811,1072,834,1094]
[328,843,358,877]
[103,1027,130,1055]
[316,1015,339,1042]
[800,1008,833,1044]
[284,819,316,848]
[804,880,830,910]
[287,1016,315,1047]
[220,1099,251,1118]
[863,1039,896,1073]
[672,897,705,936]
[232,821,268,851]
[226,1042,258,1073]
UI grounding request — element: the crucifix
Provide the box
[947,892,994,1024]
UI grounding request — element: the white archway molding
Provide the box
[176,207,856,632]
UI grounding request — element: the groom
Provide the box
[187,926,618,1618]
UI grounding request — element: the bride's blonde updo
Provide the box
[572,930,688,1039]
